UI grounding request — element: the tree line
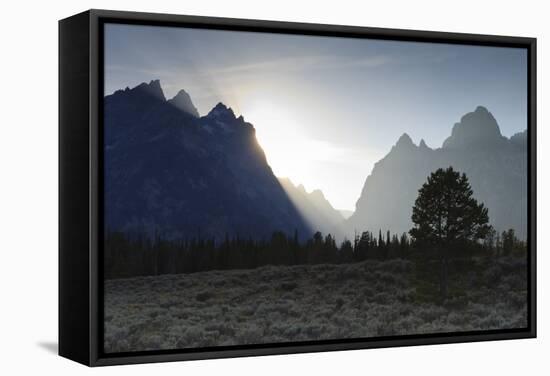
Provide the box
[103,225,524,280]
[104,229,407,279]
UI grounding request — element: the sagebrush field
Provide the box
[104,256,527,353]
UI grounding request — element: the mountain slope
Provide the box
[167,89,200,117]
[278,178,346,239]
[347,106,527,239]
[104,80,312,241]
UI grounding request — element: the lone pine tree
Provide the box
[409,167,491,301]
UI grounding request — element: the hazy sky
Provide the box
[104,23,527,211]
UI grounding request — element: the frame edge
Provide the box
[72,8,537,366]
[59,10,93,367]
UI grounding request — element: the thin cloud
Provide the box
[205,54,393,76]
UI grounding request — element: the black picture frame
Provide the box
[59,9,537,367]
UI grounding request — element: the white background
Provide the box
[0,0,547,374]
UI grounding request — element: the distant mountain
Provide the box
[167,89,199,118]
[104,80,312,241]
[442,106,509,150]
[347,106,527,239]
[339,210,354,220]
[510,129,528,149]
[278,178,345,239]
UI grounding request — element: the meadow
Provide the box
[104,256,527,353]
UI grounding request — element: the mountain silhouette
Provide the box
[278,178,345,239]
[105,83,527,242]
[347,106,527,239]
[442,106,509,150]
[104,80,312,241]
[167,89,199,117]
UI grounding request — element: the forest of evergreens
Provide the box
[103,227,525,279]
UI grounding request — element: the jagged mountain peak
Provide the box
[397,133,413,146]
[279,179,326,202]
[391,133,416,152]
[474,105,490,114]
[442,106,504,149]
[397,133,413,145]
[168,89,199,117]
[310,189,326,201]
[207,102,237,120]
[296,184,307,194]
[201,102,252,135]
[111,79,166,102]
[419,139,429,149]
[134,79,166,101]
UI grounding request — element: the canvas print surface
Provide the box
[102,23,529,353]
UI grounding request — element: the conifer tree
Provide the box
[410,167,491,300]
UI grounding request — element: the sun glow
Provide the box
[232,93,372,212]
[243,102,340,190]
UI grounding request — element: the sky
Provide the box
[104,23,527,211]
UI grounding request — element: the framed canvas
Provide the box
[59,9,537,366]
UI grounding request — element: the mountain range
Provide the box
[347,106,527,239]
[278,178,345,239]
[104,80,528,242]
[104,80,312,241]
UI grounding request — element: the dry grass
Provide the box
[104,256,527,353]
